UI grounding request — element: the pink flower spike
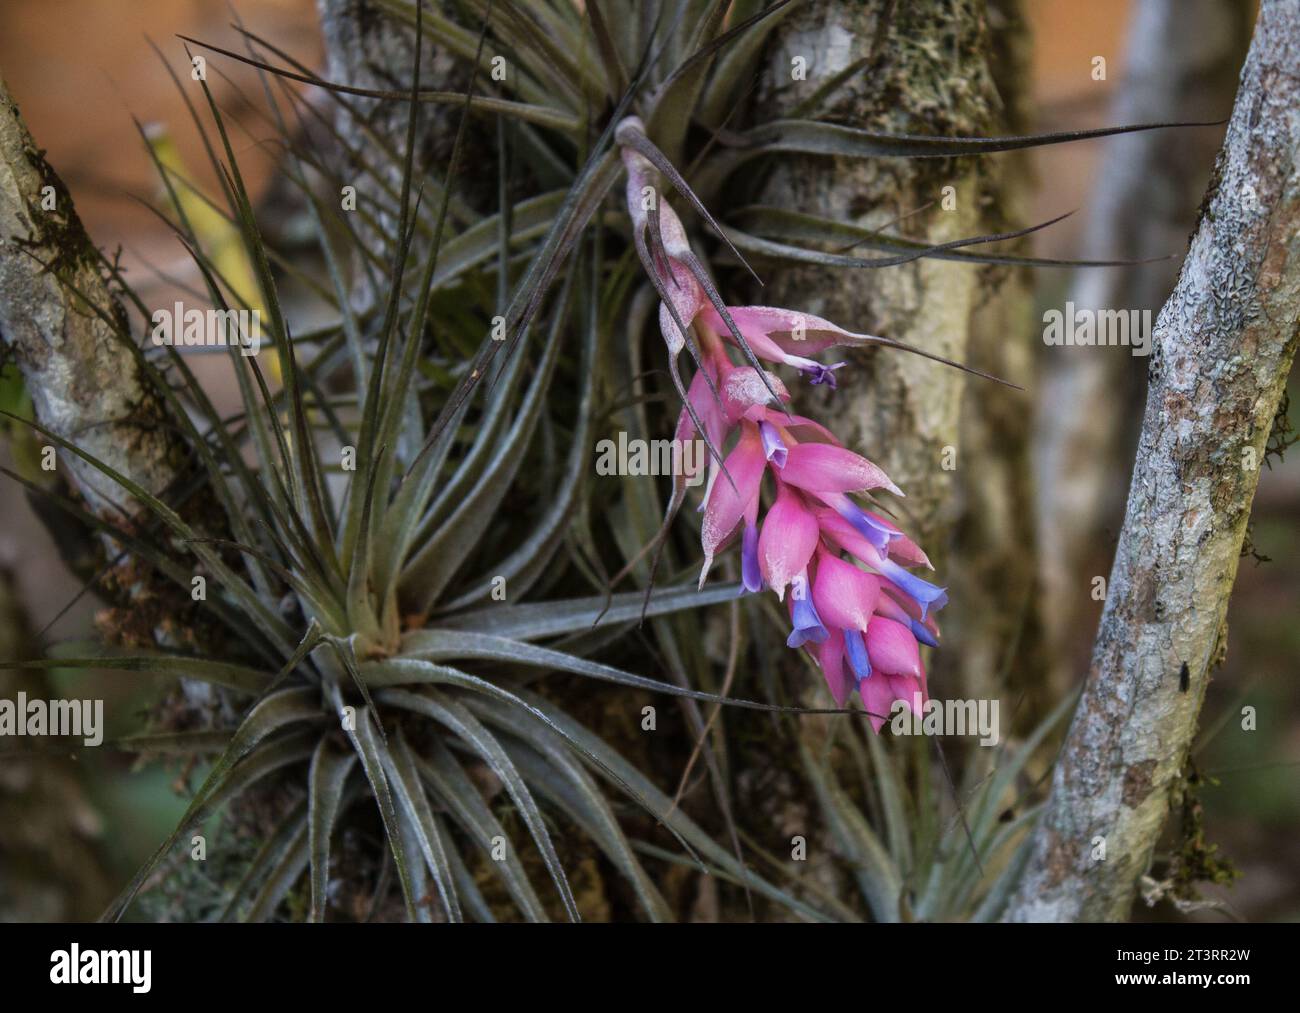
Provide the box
[699,424,766,587]
[698,308,849,387]
[906,659,931,705]
[818,493,903,557]
[869,519,930,569]
[811,550,881,632]
[786,570,829,647]
[779,443,903,497]
[802,360,847,388]
[758,482,819,600]
[888,671,930,716]
[865,616,923,679]
[870,590,912,625]
[811,504,928,571]
[864,675,928,732]
[756,408,841,447]
[698,309,790,362]
[816,629,854,708]
[741,520,762,593]
[876,556,948,619]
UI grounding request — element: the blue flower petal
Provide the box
[844,628,872,680]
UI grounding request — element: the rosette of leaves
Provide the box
[2,1,1203,923]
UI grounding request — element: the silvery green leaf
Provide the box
[377,687,580,921]
[383,729,463,921]
[340,701,419,921]
[308,739,358,922]
[416,740,549,922]
[799,739,900,923]
[432,583,743,640]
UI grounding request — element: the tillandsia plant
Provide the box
[2,8,837,925]
[616,114,972,728]
[0,0,1216,924]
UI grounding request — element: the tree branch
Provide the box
[0,76,181,518]
[1033,0,1252,701]
[1007,0,1300,922]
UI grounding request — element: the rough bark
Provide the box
[1007,0,1300,922]
[0,76,182,517]
[1033,0,1253,698]
[755,0,1043,703]
[315,0,490,311]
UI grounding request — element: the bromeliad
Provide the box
[618,117,951,729]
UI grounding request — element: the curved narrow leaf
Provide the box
[7,653,270,695]
[110,730,233,755]
[799,739,901,922]
[243,813,311,922]
[337,699,419,921]
[730,205,1169,269]
[698,116,1226,194]
[222,798,308,922]
[178,35,581,131]
[389,630,815,715]
[377,687,580,922]
[485,710,672,921]
[430,582,743,640]
[102,723,318,921]
[435,252,601,611]
[308,739,357,922]
[500,684,832,922]
[416,740,549,922]
[402,276,572,611]
[384,729,464,922]
[441,812,496,922]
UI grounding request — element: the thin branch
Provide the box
[1007,0,1300,922]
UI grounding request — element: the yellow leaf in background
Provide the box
[144,123,279,383]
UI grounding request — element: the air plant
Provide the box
[1,0,1204,923]
[615,113,966,727]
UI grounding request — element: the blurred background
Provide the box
[0,0,1294,921]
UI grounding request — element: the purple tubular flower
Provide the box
[831,497,900,556]
[910,619,940,648]
[843,628,872,680]
[757,420,788,468]
[876,557,949,620]
[741,522,763,594]
[786,590,829,648]
[801,361,847,388]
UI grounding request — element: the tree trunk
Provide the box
[1007,0,1300,922]
[315,0,491,313]
[1033,0,1254,700]
[754,0,1044,705]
